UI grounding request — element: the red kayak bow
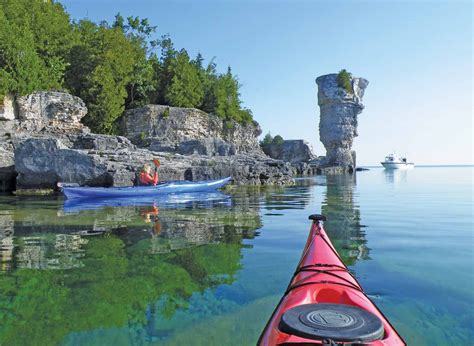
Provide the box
[258,214,405,345]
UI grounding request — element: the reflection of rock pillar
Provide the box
[321,174,368,265]
[316,74,368,169]
[0,214,14,270]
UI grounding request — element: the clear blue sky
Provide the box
[62,0,472,165]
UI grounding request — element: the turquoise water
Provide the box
[0,167,472,345]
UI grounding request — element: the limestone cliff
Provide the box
[120,105,262,155]
[316,73,368,170]
[0,92,89,191]
[0,92,293,191]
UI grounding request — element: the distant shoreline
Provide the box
[359,164,474,168]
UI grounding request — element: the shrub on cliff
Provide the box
[272,135,284,146]
[337,69,353,93]
[260,133,273,146]
[261,133,285,158]
[260,133,285,147]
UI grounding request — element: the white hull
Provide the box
[381,162,415,170]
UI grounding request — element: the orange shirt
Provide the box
[139,171,158,186]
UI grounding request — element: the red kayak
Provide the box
[258,214,405,345]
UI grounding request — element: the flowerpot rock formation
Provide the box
[316,73,368,171]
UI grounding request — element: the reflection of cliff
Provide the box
[4,234,88,270]
[240,184,313,211]
[141,206,261,254]
[0,230,251,345]
[3,194,262,265]
[321,174,368,265]
[0,213,14,271]
[384,169,408,184]
[0,198,263,345]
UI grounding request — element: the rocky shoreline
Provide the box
[0,92,295,193]
[0,73,368,193]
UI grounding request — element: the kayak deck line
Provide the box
[258,214,406,345]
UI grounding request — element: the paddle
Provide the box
[153,158,160,173]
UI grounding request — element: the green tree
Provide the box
[200,58,219,113]
[65,19,150,133]
[272,134,284,145]
[153,34,177,105]
[260,132,273,146]
[117,14,157,109]
[165,49,204,108]
[125,59,155,109]
[0,0,75,97]
[337,69,353,93]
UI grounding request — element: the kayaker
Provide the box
[138,163,159,186]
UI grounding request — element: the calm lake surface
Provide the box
[0,166,472,345]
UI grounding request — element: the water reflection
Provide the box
[0,192,264,345]
[322,174,368,265]
[0,178,369,345]
[63,191,232,213]
[0,167,470,345]
[262,182,315,211]
[0,213,14,271]
[383,169,408,184]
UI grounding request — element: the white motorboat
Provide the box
[381,154,414,169]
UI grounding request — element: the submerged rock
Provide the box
[316,73,368,170]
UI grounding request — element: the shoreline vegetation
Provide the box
[0,0,252,134]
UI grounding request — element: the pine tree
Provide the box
[165,49,203,108]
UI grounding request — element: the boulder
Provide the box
[262,140,316,163]
[0,95,15,121]
[14,138,108,188]
[16,91,87,132]
[316,73,368,170]
[0,143,14,168]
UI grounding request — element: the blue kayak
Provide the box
[60,177,232,200]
